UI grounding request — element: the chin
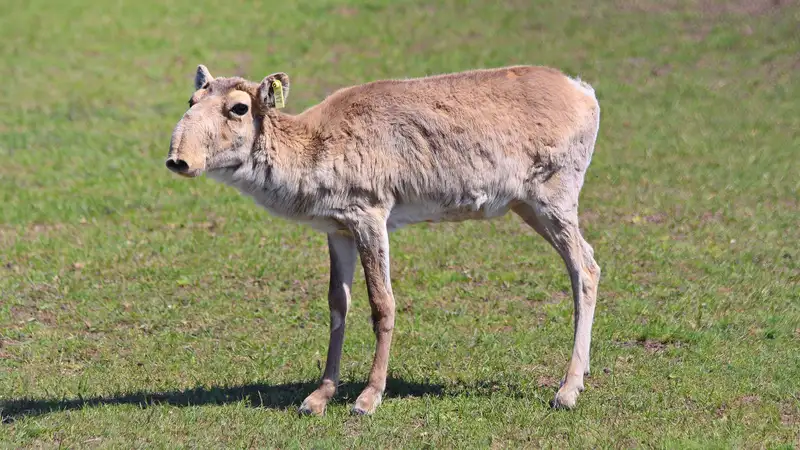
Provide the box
[178,170,203,178]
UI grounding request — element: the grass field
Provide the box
[1,0,799,447]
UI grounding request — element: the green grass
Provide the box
[1,0,798,447]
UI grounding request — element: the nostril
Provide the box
[166,159,189,173]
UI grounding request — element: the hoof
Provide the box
[298,407,312,416]
[298,398,327,416]
[351,387,382,416]
[350,406,371,416]
[552,384,583,409]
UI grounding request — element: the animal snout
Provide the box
[166,158,190,174]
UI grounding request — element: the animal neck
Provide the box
[216,110,317,199]
[256,110,316,170]
[208,110,320,218]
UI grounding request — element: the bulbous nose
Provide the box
[166,158,189,174]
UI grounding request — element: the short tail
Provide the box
[567,76,596,97]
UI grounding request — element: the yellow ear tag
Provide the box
[272,80,285,109]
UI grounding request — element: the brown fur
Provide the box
[167,64,602,415]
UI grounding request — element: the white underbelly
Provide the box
[211,169,514,234]
[387,200,512,232]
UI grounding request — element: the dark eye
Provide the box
[188,99,195,107]
[231,103,249,115]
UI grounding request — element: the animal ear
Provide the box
[195,65,214,91]
[257,73,290,109]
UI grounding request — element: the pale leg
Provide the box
[349,213,395,415]
[514,203,600,409]
[298,232,357,415]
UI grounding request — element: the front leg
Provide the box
[298,232,357,415]
[349,212,395,415]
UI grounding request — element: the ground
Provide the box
[0,0,798,448]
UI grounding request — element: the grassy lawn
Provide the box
[1,0,798,447]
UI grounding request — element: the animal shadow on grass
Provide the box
[1,378,544,423]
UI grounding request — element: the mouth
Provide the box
[208,162,243,174]
[174,169,202,178]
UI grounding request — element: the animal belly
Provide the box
[387,201,512,231]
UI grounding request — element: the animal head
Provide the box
[166,65,290,177]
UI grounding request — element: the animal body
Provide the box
[166,64,601,415]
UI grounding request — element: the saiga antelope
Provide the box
[166,64,601,415]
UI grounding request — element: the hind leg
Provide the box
[514,201,600,409]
